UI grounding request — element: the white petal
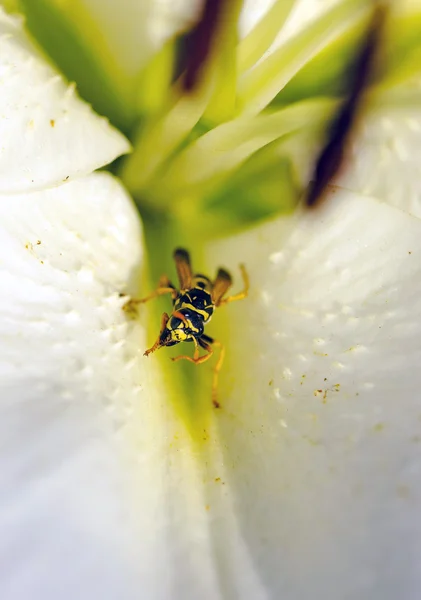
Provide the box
[205,187,421,598]
[0,173,149,598]
[3,181,421,596]
[72,0,153,76]
[77,0,201,65]
[338,93,421,218]
[278,91,421,220]
[148,0,201,48]
[0,10,129,194]
[0,172,244,599]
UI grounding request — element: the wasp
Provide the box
[125,248,249,407]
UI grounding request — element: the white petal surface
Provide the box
[78,0,200,67]
[0,173,148,599]
[2,178,421,599]
[337,93,421,218]
[0,10,129,194]
[148,0,201,47]
[73,0,152,77]
[0,172,254,600]
[276,91,421,221]
[205,187,421,600]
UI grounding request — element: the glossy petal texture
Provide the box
[2,180,421,598]
[0,173,157,599]
[205,187,421,600]
[337,92,421,218]
[1,2,420,599]
[277,89,421,220]
[0,10,129,193]
[4,180,420,600]
[0,172,259,600]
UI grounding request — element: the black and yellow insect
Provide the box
[126,248,249,407]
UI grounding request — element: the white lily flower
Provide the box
[1,1,421,599]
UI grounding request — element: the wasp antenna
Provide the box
[173,248,190,261]
[144,312,170,356]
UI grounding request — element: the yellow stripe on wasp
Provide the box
[123,248,249,408]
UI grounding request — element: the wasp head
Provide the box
[168,312,204,341]
[159,326,181,347]
[144,311,204,357]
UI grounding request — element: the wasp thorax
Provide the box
[170,312,204,339]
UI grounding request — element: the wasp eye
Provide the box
[165,339,179,347]
[160,328,178,347]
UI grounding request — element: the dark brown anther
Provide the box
[181,0,227,92]
[306,1,389,208]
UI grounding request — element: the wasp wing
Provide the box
[173,248,193,290]
[212,268,232,306]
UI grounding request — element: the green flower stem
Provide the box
[237,0,369,116]
[273,17,368,106]
[123,0,243,195]
[122,83,213,193]
[237,0,296,74]
[201,0,243,124]
[378,10,421,89]
[136,39,176,117]
[138,97,339,209]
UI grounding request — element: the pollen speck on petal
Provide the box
[0,9,130,194]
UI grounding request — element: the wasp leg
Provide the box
[170,336,224,408]
[171,337,213,365]
[144,312,169,356]
[123,275,177,313]
[200,335,225,408]
[131,275,176,304]
[216,264,249,306]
